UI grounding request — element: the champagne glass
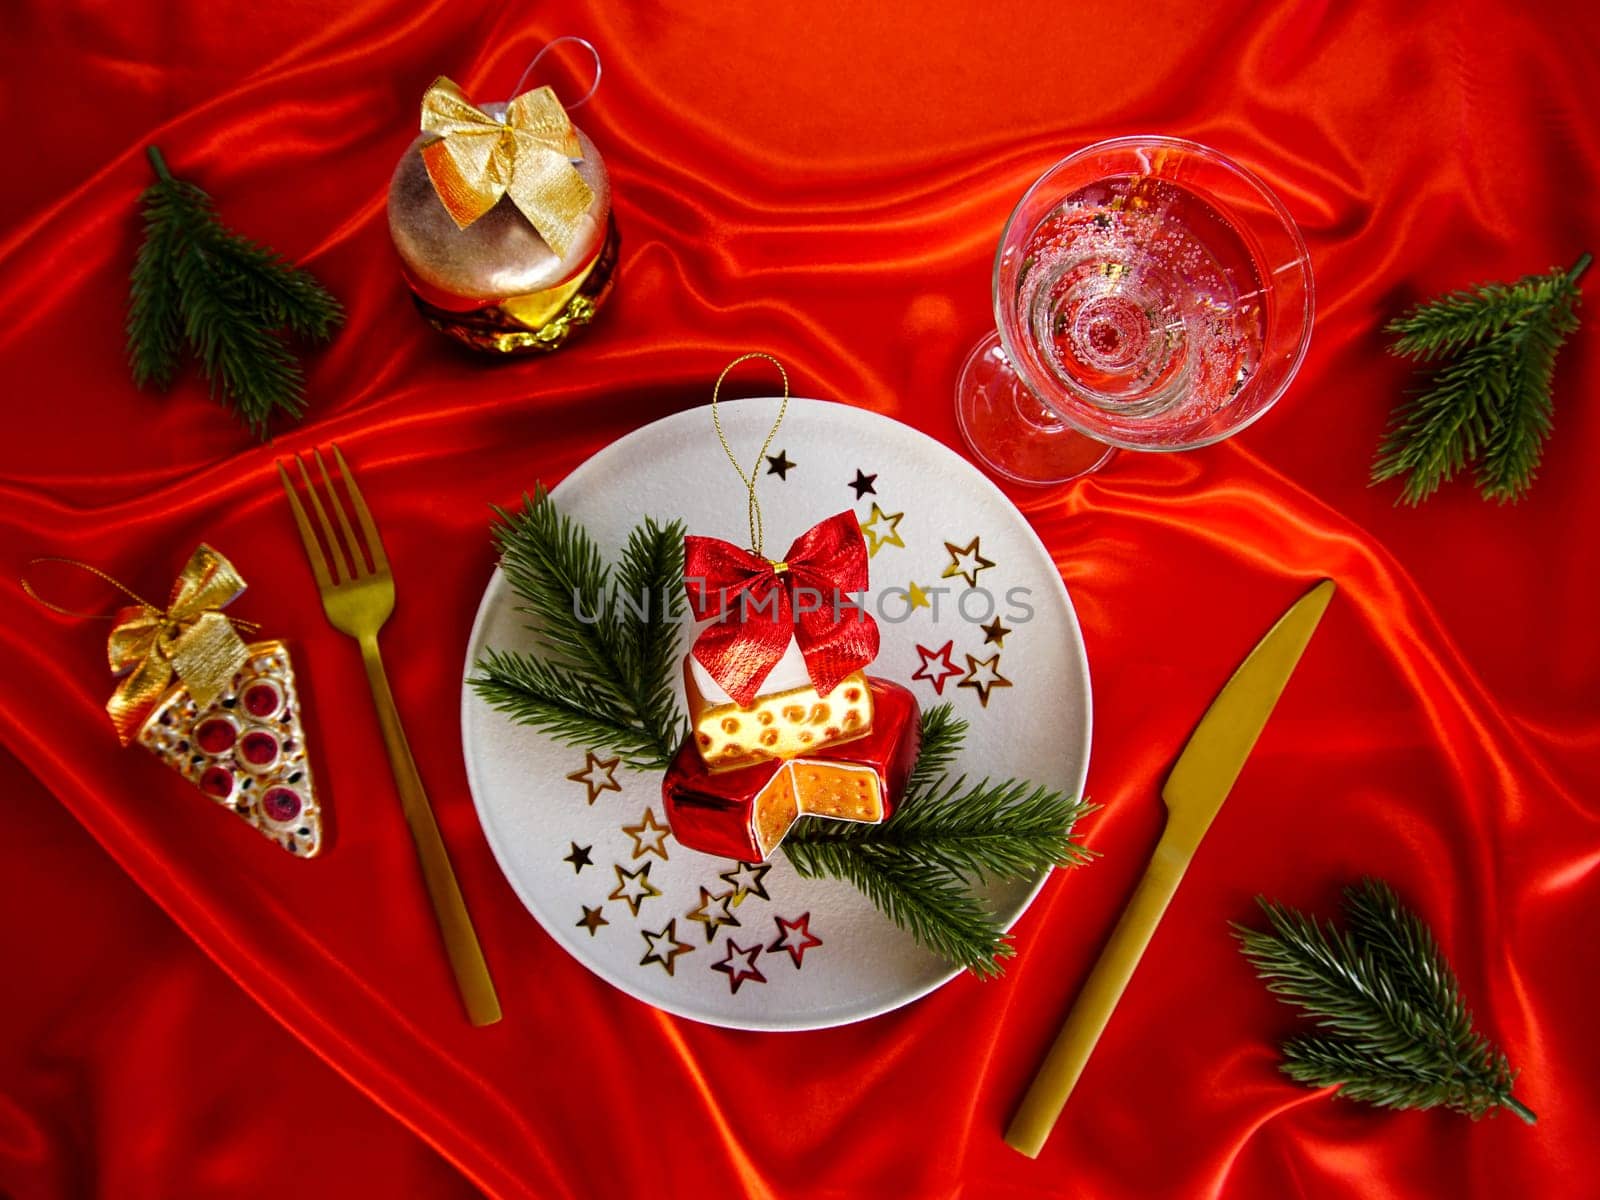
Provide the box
[955,136,1314,485]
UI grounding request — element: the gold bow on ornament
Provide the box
[104,545,254,745]
[419,76,595,259]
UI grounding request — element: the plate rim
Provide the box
[459,396,1093,1030]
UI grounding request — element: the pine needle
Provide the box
[1234,878,1535,1123]
[126,145,343,439]
[1372,255,1587,505]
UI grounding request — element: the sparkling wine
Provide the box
[1015,176,1267,423]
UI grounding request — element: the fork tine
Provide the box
[276,462,334,593]
[330,443,390,575]
[295,454,351,584]
[315,447,368,578]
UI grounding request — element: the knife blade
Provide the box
[1004,579,1336,1158]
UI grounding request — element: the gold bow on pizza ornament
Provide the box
[419,76,595,259]
[104,545,255,745]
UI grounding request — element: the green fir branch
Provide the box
[468,487,685,769]
[127,182,187,390]
[785,705,1092,977]
[612,518,689,756]
[491,484,631,707]
[785,771,1093,886]
[173,242,308,436]
[125,145,342,439]
[1475,308,1568,502]
[784,841,1015,979]
[904,702,966,800]
[470,647,665,769]
[1373,254,1587,505]
[1387,277,1556,362]
[202,232,343,341]
[1234,878,1534,1123]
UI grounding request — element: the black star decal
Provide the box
[849,469,878,499]
[765,450,796,480]
[981,617,1011,647]
[563,842,593,873]
[576,905,608,936]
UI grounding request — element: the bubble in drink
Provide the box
[1015,176,1265,422]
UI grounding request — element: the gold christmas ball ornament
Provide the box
[387,69,618,355]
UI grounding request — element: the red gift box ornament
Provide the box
[659,355,919,860]
[685,510,880,707]
[25,546,324,857]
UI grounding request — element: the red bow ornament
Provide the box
[685,511,879,707]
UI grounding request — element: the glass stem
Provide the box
[997,349,1067,432]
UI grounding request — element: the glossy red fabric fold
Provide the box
[2,1,1597,1197]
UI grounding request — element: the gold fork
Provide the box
[277,445,502,1027]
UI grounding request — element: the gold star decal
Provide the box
[906,581,932,611]
[566,751,621,805]
[621,807,671,860]
[576,905,608,936]
[957,653,1012,708]
[859,503,905,557]
[639,919,695,976]
[718,861,772,903]
[686,886,741,943]
[941,537,996,588]
[981,616,1011,647]
[608,862,662,916]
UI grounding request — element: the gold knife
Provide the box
[1005,579,1336,1158]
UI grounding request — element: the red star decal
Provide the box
[911,641,965,695]
[768,912,823,969]
[711,939,768,994]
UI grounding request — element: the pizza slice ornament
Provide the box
[659,357,924,862]
[89,545,324,856]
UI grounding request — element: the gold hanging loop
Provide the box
[710,353,790,559]
[21,557,163,621]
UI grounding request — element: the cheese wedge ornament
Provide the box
[27,545,324,857]
[685,656,875,772]
[665,677,920,861]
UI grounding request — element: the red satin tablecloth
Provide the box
[3,3,1597,1196]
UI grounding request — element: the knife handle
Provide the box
[1005,832,1189,1158]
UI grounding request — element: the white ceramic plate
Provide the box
[461,397,1091,1030]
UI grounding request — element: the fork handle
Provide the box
[1004,827,1189,1157]
[359,635,503,1026]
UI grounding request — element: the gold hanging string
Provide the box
[710,353,790,560]
[22,557,163,621]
